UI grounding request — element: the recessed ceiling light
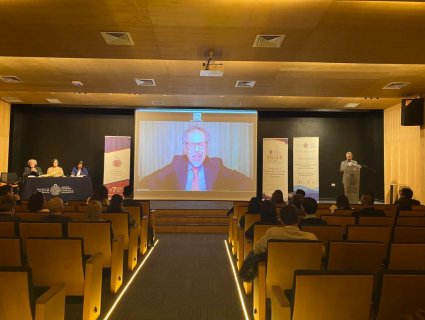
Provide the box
[101,32,135,45]
[253,35,285,48]
[235,81,256,88]
[0,75,22,83]
[45,98,62,104]
[343,103,360,108]
[72,80,84,87]
[229,102,242,107]
[382,82,410,90]
[135,79,156,86]
[2,97,23,103]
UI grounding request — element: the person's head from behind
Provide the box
[303,197,318,215]
[400,188,414,199]
[397,197,412,211]
[0,185,13,198]
[336,194,350,209]
[91,185,108,202]
[260,200,277,224]
[292,194,304,209]
[271,190,284,206]
[280,205,299,226]
[28,191,45,212]
[47,197,64,215]
[123,185,133,198]
[295,189,305,197]
[109,194,124,210]
[247,196,262,214]
[28,159,37,168]
[361,191,375,207]
[346,151,353,161]
[0,196,15,213]
[86,200,103,221]
[183,127,209,168]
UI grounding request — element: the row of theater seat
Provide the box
[0,205,152,320]
[228,201,425,320]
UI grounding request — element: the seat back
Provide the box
[0,238,22,267]
[291,271,374,320]
[68,221,112,267]
[253,224,276,247]
[376,272,425,320]
[357,216,395,226]
[301,225,344,249]
[63,212,87,221]
[19,222,63,254]
[0,267,34,320]
[102,213,130,249]
[266,240,322,297]
[327,241,385,274]
[244,214,261,232]
[315,208,331,218]
[333,209,354,216]
[26,237,85,296]
[393,226,425,243]
[321,215,355,233]
[399,210,425,217]
[0,221,17,237]
[126,206,141,228]
[396,216,425,227]
[347,225,393,256]
[388,243,425,270]
[15,212,49,221]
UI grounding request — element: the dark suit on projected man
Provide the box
[139,127,254,191]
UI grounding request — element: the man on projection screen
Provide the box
[140,126,254,191]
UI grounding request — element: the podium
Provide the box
[343,165,361,204]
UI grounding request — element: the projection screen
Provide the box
[134,109,257,200]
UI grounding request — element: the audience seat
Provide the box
[396,216,425,227]
[19,222,63,255]
[388,243,425,270]
[357,216,395,226]
[26,237,103,320]
[63,212,87,220]
[140,214,149,255]
[0,237,22,267]
[253,240,322,320]
[393,226,425,243]
[62,205,76,212]
[398,210,425,217]
[0,221,17,237]
[15,212,49,221]
[0,267,66,320]
[238,214,260,271]
[67,221,124,293]
[320,215,355,233]
[301,225,345,250]
[346,225,393,257]
[411,205,425,211]
[271,270,374,320]
[333,209,354,216]
[102,212,139,271]
[232,204,248,256]
[376,272,425,320]
[315,208,331,218]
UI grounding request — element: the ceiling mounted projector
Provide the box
[200,50,224,77]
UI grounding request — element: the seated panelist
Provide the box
[22,158,43,178]
[46,158,65,177]
[71,160,89,177]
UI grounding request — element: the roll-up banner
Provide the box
[262,138,289,201]
[104,136,131,197]
[293,137,319,200]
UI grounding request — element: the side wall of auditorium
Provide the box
[6,105,387,201]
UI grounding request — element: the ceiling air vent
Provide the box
[2,96,23,103]
[382,82,410,90]
[235,80,256,88]
[0,76,22,83]
[101,32,135,45]
[151,100,164,106]
[253,35,285,48]
[229,102,242,107]
[135,79,156,86]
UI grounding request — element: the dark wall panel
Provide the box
[9,106,383,201]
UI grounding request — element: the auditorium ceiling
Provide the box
[1,0,425,110]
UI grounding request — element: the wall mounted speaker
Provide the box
[401,98,424,126]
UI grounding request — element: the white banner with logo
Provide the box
[104,136,131,197]
[293,137,319,200]
[262,138,289,201]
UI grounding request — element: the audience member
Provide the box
[107,194,136,226]
[396,197,412,217]
[238,196,262,229]
[253,205,320,255]
[22,158,43,178]
[70,160,89,177]
[330,194,351,214]
[271,189,285,209]
[85,200,103,221]
[28,191,48,212]
[88,185,109,206]
[245,200,279,240]
[0,184,20,202]
[299,197,327,226]
[292,194,306,219]
[42,197,72,223]
[394,187,421,206]
[0,196,21,222]
[351,191,385,222]
[123,185,141,209]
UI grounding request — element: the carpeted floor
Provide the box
[107,233,245,320]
